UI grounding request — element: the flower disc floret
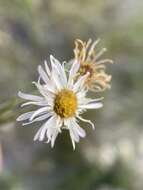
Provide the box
[54,89,77,118]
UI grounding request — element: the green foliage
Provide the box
[0,98,17,124]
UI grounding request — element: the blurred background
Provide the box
[0,0,143,189]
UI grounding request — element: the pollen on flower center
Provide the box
[54,89,77,118]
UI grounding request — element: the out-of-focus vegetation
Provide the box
[0,0,143,190]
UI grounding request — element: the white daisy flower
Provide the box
[17,55,103,149]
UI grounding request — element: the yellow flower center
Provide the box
[54,89,77,118]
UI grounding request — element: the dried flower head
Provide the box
[74,39,113,92]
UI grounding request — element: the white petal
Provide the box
[78,97,103,107]
[18,91,43,101]
[69,118,86,138]
[44,82,56,94]
[34,120,51,141]
[51,71,63,90]
[30,107,49,121]
[70,126,80,143]
[46,115,60,139]
[34,125,45,141]
[46,125,55,140]
[46,115,60,146]
[71,134,76,150]
[77,115,95,129]
[50,55,67,88]
[77,97,88,106]
[50,62,63,90]
[44,60,51,76]
[51,128,59,148]
[34,115,56,141]
[84,97,104,103]
[73,73,89,92]
[33,81,55,96]
[50,55,67,85]
[38,65,49,84]
[65,118,79,150]
[34,112,53,122]
[21,101,49,107]
[68,60,80,87]
[66,124,76,150]
[79,102,103,109]
[17,111,35,121]
[39,126,48,141]
[23,113,52,126]
[74,123,86,138]
[76,90,87,99]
